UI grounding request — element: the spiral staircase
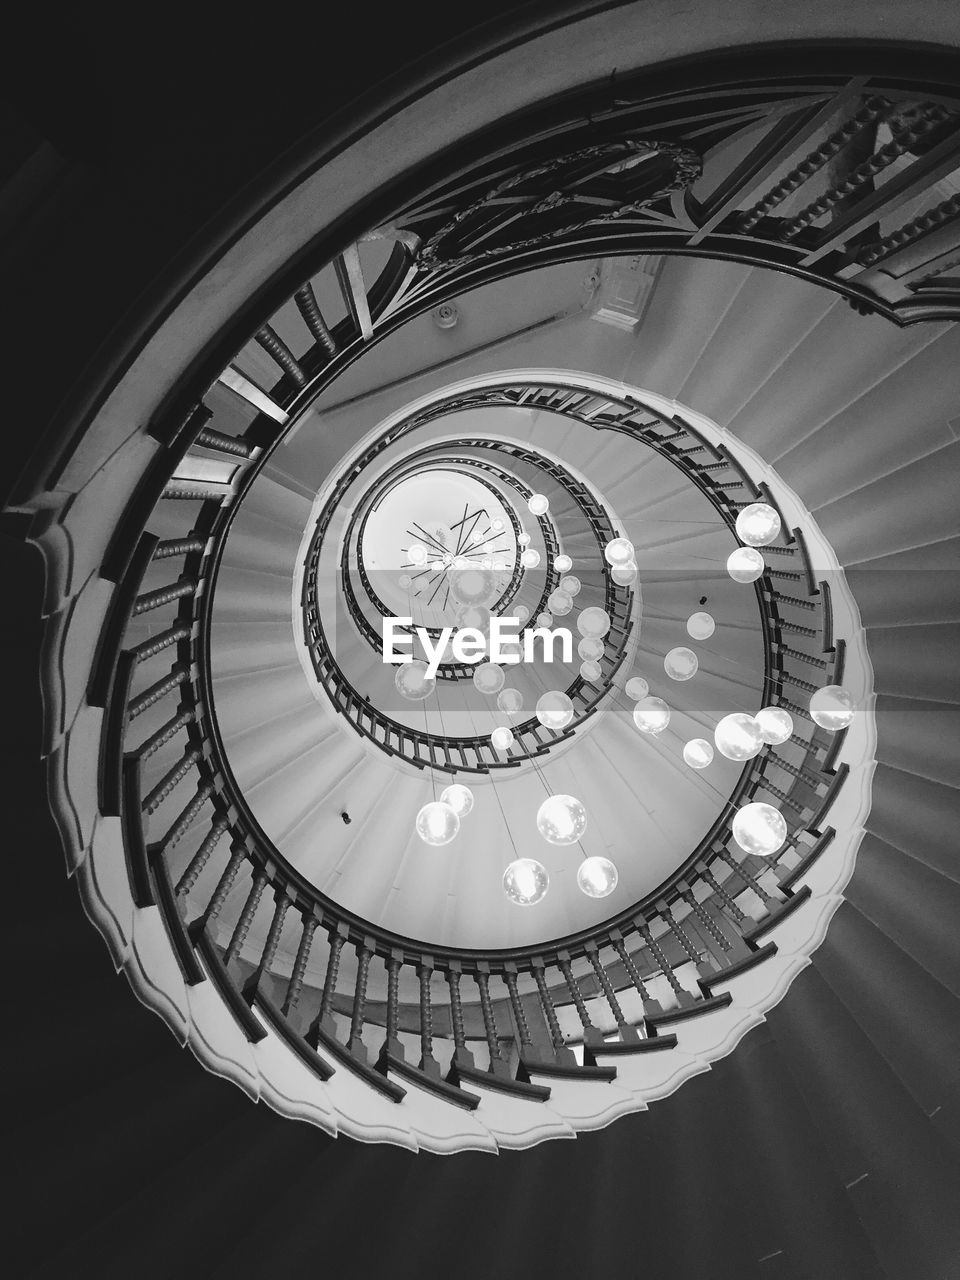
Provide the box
[4,4,960,1275]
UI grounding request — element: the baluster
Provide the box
[557,952,602,1047]
[584,942,639,1042]
[195,843,245,931]
[417,958,441,1079]
[759,777,807,816]
[699,867,748,928]
[346,939,373,1061]
[131,623,191,662]
[133,709,195,761]
[503,964,535,1059]
[662,904,716,980]
[245,890,290,1000]
[294,283,338,358]
[769,753,823,788]
[194,427,253,458]
[531,960,576,1065]
[446,963,474,1071]
[317,928,347,1037]
[281,913,318,1019]
[153,780,213,856]
[639,922,696,1008]
[380,950,404,1064]
[176,816,228,896]
[141,747,201,814]
[224,869,267,966]
[153,537,206,559]
[255,324,307,386]
[475,965,509,1077]
[133,578,197,614]
[128,665,189,718]
[610,931,662,1020]
[778,645,828,669]
[778,620,818,639]
[717,848,779,912]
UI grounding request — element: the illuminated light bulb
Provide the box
[714,713,764,760]
[554,554,573,573]
[683,738,714,769]
[517,531,531,548]
[514,605,530,624]
[457,603,492,633]
[497,688,524,715]
[415,801,459,846]
[442,553,453,566]
[736,502,781,547]
[580,659,602,682]
[536,691,575,730]
[449,566,496,607]
[664,646,699,681]
[604,537,634,567]
[548,589,573,616]
[452,555,471,570]
[491,518,505,532]
[577,856,618,898]
[440,784,474,818]
[521,548,541,569]
[754,706,794,745]
[503,858,549,905]
[398,575,412,589]
[408,542,428,566]
[611,563,638,587]
[536,612,553,629]
[528,493,549,516]
[727,546,765,583]
[430,559,443,571]
[536,794,587,845]
[625,676,649,700]
[490,726,514,751]
[473,662,505,695]
[633,696,670,734]
[492,559,506,571]
[809,685,856,731]
[687,611,715,640]
[395,660,436,701]
[560,575,581,597]
[577,606,611,638]
[578,637,604,662]
[732,802,787,856]
[481,557,493,569]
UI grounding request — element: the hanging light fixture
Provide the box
[714,713,764,760]
[407,542,428,566]
[415,801,460,845]
[735,503,781,547]
[554,554,573,573]
[809,685,856,730]
[611,563,638,586]
[664,646,699,681]
[491,518,505,532]
[547,589,573,616]
[727,547,765,583]
[754,706,794,745]
[683,738,714,769]
[528,494,549,516]
[625,676,649,700]
[398,574,412,589]
[577,856,618,898]
[473,662,505,694]
[732,802,787,856]
[536,611,553,629]
[449,566,496,607]
[604,537,634,567]
[579,659,602,682]
[686,611,715,640]
[431,559,444,571]
[536,794,587,845]
[560,575,581,597]
[490,726,514,751]
[503,858,549,905]
[578,637,604,662]
[440,784,474,818]
[633,697,670,734]
[517,531,531,547]
[395,660,436,701]
[514,604,530,624]
[496,688,524,715]
[536,691,575,730]
[577,606,611,638]
[521,548,541,569]
[457,603,492,633]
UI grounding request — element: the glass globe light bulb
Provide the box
[727,546,765,583]
[395,660,436,701]
[754,706,794,745]
[491,518,505,532]
[503,858,549,905]
[735,502,781,547]
[527,494,549,516]
[578,637,604,662]
[664,646,699,681]
[577,856,618,898]
[547,589,573,616]
[536,690,575,730]
[714,713,764,760]
[496,688,524,715]
[611,563,638,586]
[683,738,714,769]
[732,802,787,856]
[536,612,553,629]
[809,685,856,730]
[440,784,474,818]
[450,566,497,607]
[457,603,492,633]
[398,574,412,589]
[687,611,715,640]
[580,659,602,682]
[452,555,471,570]
[633,696,670,734]
[536,794,587,845]
[577,606,611,639]
[481,557,493,569]
[517,531,531,547]
[430,560,443,571]
[560,575,581,597]
[473,662,505,695]
[407,542,428,566]
[490,726,514,751]
[415,801,460,846]
[514,605,530,624]
[492,559,507,571]
[554,554,573,573]
[521,548,541,569]
[604,537,634,567]
[625,676,649,700]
